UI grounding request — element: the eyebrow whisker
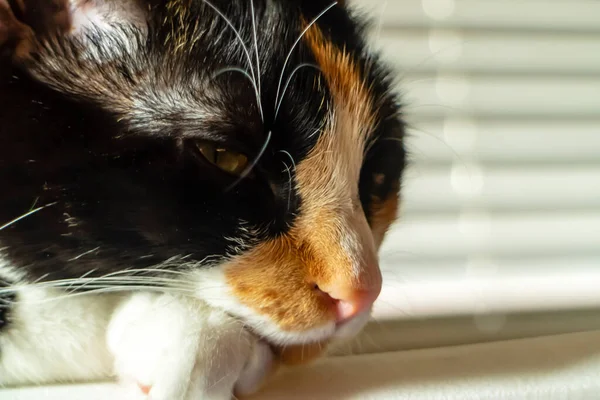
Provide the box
[203,0,264,121]
[274,1,338,119]
[275,63,321,120]
[250,0,262,100]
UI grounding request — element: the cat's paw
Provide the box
[107,293,274,400]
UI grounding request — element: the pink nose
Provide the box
[317,283,382,323]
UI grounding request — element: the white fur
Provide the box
[0,252,274,398]
[107,292,271,400]
[0,257,116,386]
[69,0,146,35]
[0,286,117,386]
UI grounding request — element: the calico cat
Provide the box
[0,0,405,398]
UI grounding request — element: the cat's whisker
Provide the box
[274,1,338,118]
[0,277,194,294]
[225,129,272,191]
[0,280,233,299]
[308,118,328,139]
[396,39,470,84]
[63,268,99,292]
[281,160,293,211]
[373,1,388,49]
[278,149,296,211]
[278,150,297,171]
[0,279,237,303]
[0,202,57,231]
[404,122,470,171]
[0,262,217,296]
[3,286,198,306]
[203,0,263,121]
[68,247,101,262]
[212,67,257,91]
[274,63,320,120]
[250,0,261,99]
[29,273,51,286]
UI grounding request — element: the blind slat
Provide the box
[353,0,600,32]
[402,165,600,214]
[381,212,600,259]
[402,77,600,117]
[378,32,600,74]
[408,121,600,165]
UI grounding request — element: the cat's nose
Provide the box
[316,276,382,323]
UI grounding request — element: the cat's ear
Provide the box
[0,0,34,59]
[1,0,145,60]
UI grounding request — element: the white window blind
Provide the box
[352,0,600,321]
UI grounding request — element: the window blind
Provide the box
[350,0,600,320]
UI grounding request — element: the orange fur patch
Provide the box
[223,18,380,345]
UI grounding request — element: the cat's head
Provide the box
[0,0,405,350]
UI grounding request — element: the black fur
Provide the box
[0,0,405,285]
[0,280,15,331]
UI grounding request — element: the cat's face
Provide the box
[0,0,405,348]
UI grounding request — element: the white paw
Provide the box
[107,293,270,400]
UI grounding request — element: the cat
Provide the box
[0,0,405,398]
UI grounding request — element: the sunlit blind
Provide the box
[351,0,600,318]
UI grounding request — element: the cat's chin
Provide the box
[260,309,372,367]
[242,307,372,348]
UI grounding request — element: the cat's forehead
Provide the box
[30,1,354,136]
[25,0,375,170]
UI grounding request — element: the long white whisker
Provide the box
[281,160,293,211]
[3,286,197,305]
[0,202,57,231]
[29,273,50,286]
[60,265,198,293]
[203,0,264,121]
[8,266,200,296]
[98,268,193,277]
[274,1,338,114]
[309,118,328,139]
[250,0,261,98]
[278,150,296,171]
[274,63,320,120]
[226,130,272,191]
[68,247,100,262]
[64,268,98,292]
[212,67,260,98]
[1,277,194,292]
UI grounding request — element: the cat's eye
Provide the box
[195,142,249,176]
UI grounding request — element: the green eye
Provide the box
[196,142,249,176]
